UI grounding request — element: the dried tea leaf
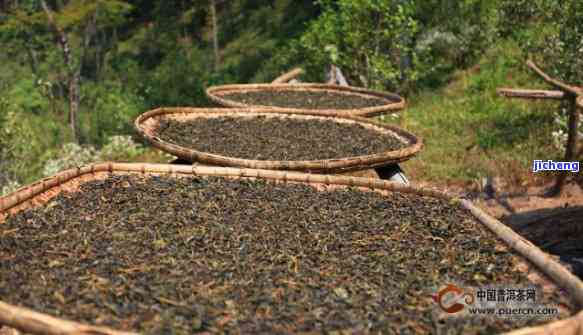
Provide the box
[155,117,404,161]
[0,175,571,334]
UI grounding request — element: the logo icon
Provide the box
[432,284,475,313]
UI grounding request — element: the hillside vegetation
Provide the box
[0,0,581,194]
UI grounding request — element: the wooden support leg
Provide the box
[547,96,579,197]
[170,158,192,165]
[375,164,409,184]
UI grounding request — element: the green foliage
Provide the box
[56,0,132,30]
[42,135,146,177]
[7,78,49,114]
[413,0,501,88]
[0,98,11,189]
[99,135,145,161]
[292,0,502,91]
[42,142,99,177]
[499,1,583,154]
[536,1,583,83]
[0,101,61,185]
[137,49,212,108]
[297,0,419,91]
[81,82,145,145]
[1,180,22,197]
[0,0,320,185]
[499,0,582,84]
[498,0,544,36]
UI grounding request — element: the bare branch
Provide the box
[271,68,304,84]
[526,60,581,96]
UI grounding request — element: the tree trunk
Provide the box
[550,96,580,195]
[40,0,80,143]
[24,38,39,75]
[565,96,579,165]
[95,33,102,81]
[210,0,220,71]
[80,13,96,79]
[68,72,80,142]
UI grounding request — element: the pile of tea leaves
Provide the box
[155,116,406,161]
[0,175,571,334]
[218,90,388,110]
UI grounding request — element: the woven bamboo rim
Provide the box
[1,163,583,335]
[205,83,406,117]
[134,107,423,173]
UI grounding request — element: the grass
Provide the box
[393,40,561,188]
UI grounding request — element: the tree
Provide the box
[297,0,419,91]
[38,0,131,143]
[499,0,582,83]
[40,0,80,142]
[0,0,132,143]
[498,0,583,195]
[539,1,582,84]
[0,1,49,76]
[0,98,10,188]
[209,0,220,71]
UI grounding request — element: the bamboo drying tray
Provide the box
[0,163,583,335]
[134,107,422,173]
[205,83,406,117]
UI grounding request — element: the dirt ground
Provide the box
[415,177,583,279]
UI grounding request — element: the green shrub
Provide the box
[135,49,212,108]
[296,0,419,91]
[1,180,22,197]
[42,142,99,177]
[42,135,147,177]
[99,135,146,161]
[7,78,49,115]
[81,82,146,145]
[0,100,60,184]
[291,0,501,92]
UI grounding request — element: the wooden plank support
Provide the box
[497,88,565,100]
[326,65,348,86]
[548,95,580,196]
[498,60,582,197]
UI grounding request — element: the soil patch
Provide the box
[445,179,583,279]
